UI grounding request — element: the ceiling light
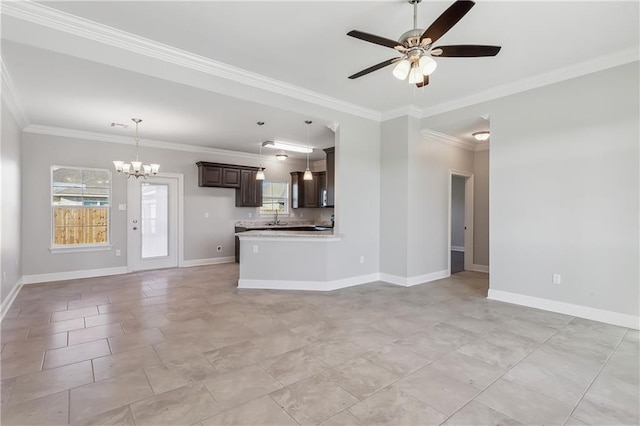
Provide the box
[472,131,490,141]
[113,118,159,179]
[419,55,438,76]
[256,122,265,180]
[262,140,313,154]
[303,121,313,181]
[275,151,288,161]
[393,59,411,80]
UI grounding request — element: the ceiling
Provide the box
[2,1,638,157]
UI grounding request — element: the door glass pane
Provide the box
[141,183,168,258]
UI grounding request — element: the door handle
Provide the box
[132,227,138,230]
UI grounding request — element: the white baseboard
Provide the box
[470,264,489,273]
[21,267,129,285]
[380,269,450,287]
[182,257,235,267]
[488,289,640,330]
[1,277,24,321]
[238,273,381,292]
[451,246,465,252]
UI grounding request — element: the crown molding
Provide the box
[1,59,29,128]
[2,1,381,122]
[420,47,639,118]
[381,104,424,122]
[23,124,270,161]
[421,128,488,152]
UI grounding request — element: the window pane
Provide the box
[53,207,108,245]
[141,183,169,258]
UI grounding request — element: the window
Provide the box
[260,181,289,215]
[51,166,111,248]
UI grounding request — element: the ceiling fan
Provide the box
[347,0,501,87]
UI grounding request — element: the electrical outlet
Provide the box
[360,256,365,264]
[552,274,561,285]
[204,212,210,219]
[119,204,126,211]
[216,246,222,252]
[248,212,252,218]
[253,245,259,254]
[115,250,121,256]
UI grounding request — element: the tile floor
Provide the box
[1,264,638,425]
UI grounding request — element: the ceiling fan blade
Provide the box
[348,58,401,79]
[420,0,475,44]
[347,30,402,49]
[433,45,501,57]
[416,75,429,88]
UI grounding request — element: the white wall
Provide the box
[490,62,639,319]
[1,99,22,305]
[451,175,465,248]
[473,150,489,266]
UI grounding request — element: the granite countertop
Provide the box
[237,229,336,238]
[235,220,332,230]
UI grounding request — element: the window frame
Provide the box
[259,181,290,216]
[50,165,113,253]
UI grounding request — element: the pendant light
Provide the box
[303,120,313,181]
[256,121,265,180]
[113,118,159,179]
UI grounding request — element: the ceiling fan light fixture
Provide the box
[419,55,437,75]
[473,131,490,141]
[393,59,411,80]
[408,64,423,84]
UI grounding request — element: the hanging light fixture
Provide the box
[256,121,265,180]
[113,118,159,179]
[303,120,313,181]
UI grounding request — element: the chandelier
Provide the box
[113,118,159,179]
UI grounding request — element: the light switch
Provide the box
[118,204,127,211]
[204,212,210,219]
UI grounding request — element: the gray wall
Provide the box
[490,62,639,317]
[473,150,489,266]
[451,175,465,248]
[20,131,325,276]
[1,100,22,304]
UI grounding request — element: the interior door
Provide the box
[127,176,179,271]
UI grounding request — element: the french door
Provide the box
[127,175,181,271]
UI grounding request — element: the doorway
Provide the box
[449,170,474,274]
[127,174,184,271]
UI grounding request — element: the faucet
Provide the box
[274,209,279,225]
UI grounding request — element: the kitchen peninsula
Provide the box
[235,221,342,291]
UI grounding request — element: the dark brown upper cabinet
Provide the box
[323,147,335,207]
[236,169,263,207]
[196,162,263,207]
[291,171,326,208]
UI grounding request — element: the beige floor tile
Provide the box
[202,395,298,426]
[1,327,30,344]
[319,410,364,426]
[130,383,220,425]
[394,323,479,360]
[361,343,431,377]
[260,347,330,386]
[250,329,309,357]
[325,357,400,400]
[476,378,572,425]
[270,374,359,425]
[71,405,135,426]
[144,354,218,394]
[1,390,69,425]
[456,330,538,370]
[443,401,522,425]
[84,311,134,328]
[304,336,367,366]
[29,317,85,339]
[51,306,99,322]
[1,351,44,379]
[1,377,15,406]
[395,365,480,416]
[69,369,154,423]
[572,372,640,425]
[67,296,111,310]
[92,346,161,381]
[9,360,93,405]
[428,352,505,390]
[44,338,110,369]
[348,386,447,426]
[107,328,164,353]
[203,340,268,373]
[69,323,124,346]
[204,364,282,408]
[2,313,52,330]
[1,332,67,359]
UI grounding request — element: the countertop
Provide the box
[236,229,336,238]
